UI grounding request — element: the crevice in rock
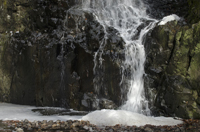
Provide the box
[167,34,177,64]
[187,51,192,71]
[154,74,166,108]
[56,44,61,57]
[71,47,78,74]
[22,91,25,98]
[40,97,44,106]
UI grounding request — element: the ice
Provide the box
[81,109,183,126]
[0,103,82,121]
[0,103,182,126]
[158,14,180,25]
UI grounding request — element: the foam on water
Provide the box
[82,109,182,126]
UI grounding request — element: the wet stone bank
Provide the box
[0,119,200,132]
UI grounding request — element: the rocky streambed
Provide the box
[0,119,200,132]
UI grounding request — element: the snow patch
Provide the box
[81,109,183,126]
[158,14,180,25]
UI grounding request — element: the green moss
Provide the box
[188,43,200,90]
[0,34,11,102]
[156,27,169,49]
[188,110,194,118]
[193,90,198,100]
[174,46,189,76]
[3,1,6,6]
[176,31,182,42]
[172,27,195,76]
[183,28,193,46]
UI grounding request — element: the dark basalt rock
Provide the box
[144,0,200,24]
[32,108,88,116]
[0,0,123,111]
[144,0,189,19]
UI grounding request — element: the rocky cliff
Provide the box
[0,0,122,110]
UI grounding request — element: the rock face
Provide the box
[145,21,200,118]
[0,0,123,110]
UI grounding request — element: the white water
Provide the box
[81,0,157,114]
[82,109,182,126]
[158,14,180,25]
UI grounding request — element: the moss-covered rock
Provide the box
[0,34,11,102]
[145,20,200,119]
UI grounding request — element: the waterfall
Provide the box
[0,0,183,127]
[80,0,157,115]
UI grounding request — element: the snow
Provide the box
[82,109,182,126]
[0,103,183,127]
[158,14,181,25]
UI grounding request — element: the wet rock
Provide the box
[81,93,118,110]
[145,20,200,118]
[81,93,100,110]
[99,98,118,109]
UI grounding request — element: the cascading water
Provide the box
[57,33,68,108]
[80,0,157,114]
[80,0,182,126]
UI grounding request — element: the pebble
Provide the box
[144,127,153,132]
[52,123,57,129]
[1,119,200,132]
[16,128,24,132]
